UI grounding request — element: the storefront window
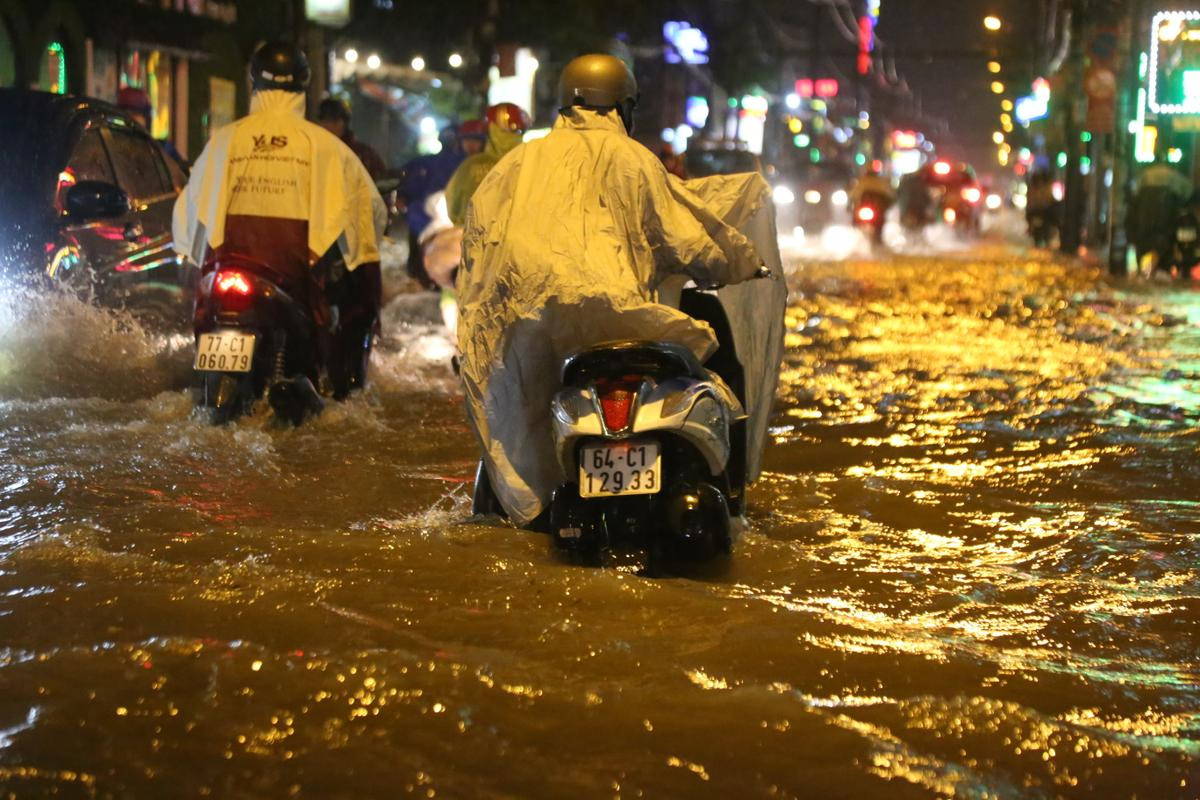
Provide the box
[0,21,15,87]
[38,42,67,94]
[120,49,173,141]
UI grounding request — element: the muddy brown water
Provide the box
[0,249,1196,798]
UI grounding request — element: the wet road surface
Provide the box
[0,245,1197,798]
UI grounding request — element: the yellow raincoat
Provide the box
[456,107,770,524]
[173,90,386,270]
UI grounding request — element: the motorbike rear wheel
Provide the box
[196,372,255,425]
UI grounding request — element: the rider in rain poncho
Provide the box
[456,54,768,526]
[173,41,387,397]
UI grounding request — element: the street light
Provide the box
[993,131,1005,145]
[448,52,463,68]
[366,53,381,70]
[987,61,1001,74]
[1001,98,1014,112]
[984,15,1002,32]
[411,56,426,71]
[991,81,1004,94]
[344,48,359,63]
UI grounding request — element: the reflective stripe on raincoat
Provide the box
[456,107,769,525]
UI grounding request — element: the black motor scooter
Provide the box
[191,253,334,425]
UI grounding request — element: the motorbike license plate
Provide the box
[194,331,256,373]
[579,439,661,498]
[1179,227,1198,243]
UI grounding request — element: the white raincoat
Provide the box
[457,107,772,525]
[173,90,386,269]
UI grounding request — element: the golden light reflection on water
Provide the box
[0,253,1195,796]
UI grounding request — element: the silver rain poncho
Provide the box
[456,107,784,525]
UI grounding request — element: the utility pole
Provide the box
[1060,0,1087,255]
[1108,0,1143,275]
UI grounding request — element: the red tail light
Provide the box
[962,186,982,204]
[596,376,641,432]
[216,270,253,295]
[857,206,876,222]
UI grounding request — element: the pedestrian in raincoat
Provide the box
[444,103,531,225]
[456,54,768,526]
[173,41,387,398]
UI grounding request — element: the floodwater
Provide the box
[0,246,1196,798]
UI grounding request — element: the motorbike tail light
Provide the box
[216,270,253,296]
[595,376,641,432]
[857,206,876,222]
[943,208,957,224]
[962,187,982,204]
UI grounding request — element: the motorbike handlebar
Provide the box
[689,265,774,292]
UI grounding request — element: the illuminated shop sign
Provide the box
[1014,77,1051,124]
[664,21,709,65]
[306,0,351,27]
[1149,10,1200,114]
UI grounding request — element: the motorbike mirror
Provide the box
[64,181,130,221]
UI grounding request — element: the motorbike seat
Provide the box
[561,340,708,385]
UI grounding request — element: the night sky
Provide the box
[875,0,1042,175]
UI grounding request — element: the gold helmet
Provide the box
[558,54,638,110]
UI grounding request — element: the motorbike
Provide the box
[1171,206,1200,279]
[1026,206,1058,248]
[471,276,769,572]
[940,185,982,237]
[853,193,890,245]
[191,252,328,425]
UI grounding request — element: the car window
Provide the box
[68,128,115,183]
[107,127,172,200]
[162,148,187,191]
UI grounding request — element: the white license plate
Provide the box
[194,330,256,373]
[1179,228,1198,243]
[579,439,661,498]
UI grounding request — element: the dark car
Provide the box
[0,89,190,324]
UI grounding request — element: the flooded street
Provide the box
[0,246,1197,798]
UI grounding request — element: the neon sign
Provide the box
[664,22,709,65]
[1149,10,1200,114]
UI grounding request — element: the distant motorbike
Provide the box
[1171,206,1200,279]
[1026,205,1058,248]
[941,185,982,237]
[471,279,768,571]
[853,193,890,245]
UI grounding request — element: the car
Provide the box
[0,89,192,325]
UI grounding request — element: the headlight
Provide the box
[831,189,849,208]
[804,189,822,204]
[772,185,795,205]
